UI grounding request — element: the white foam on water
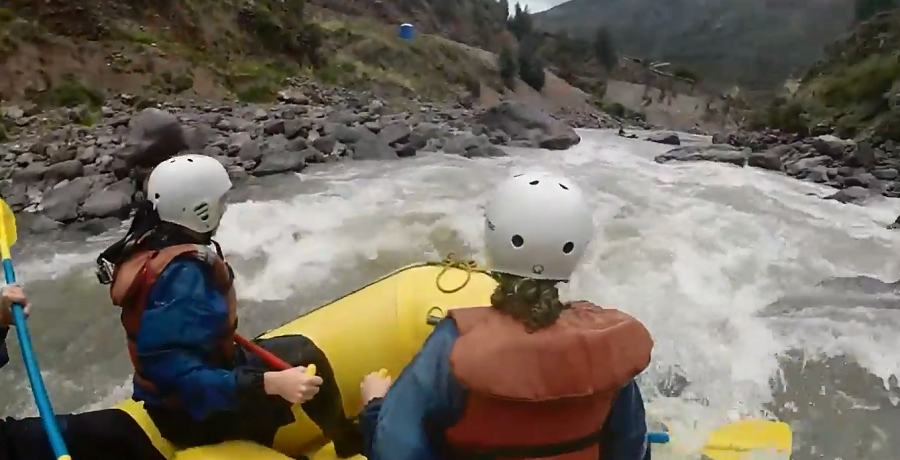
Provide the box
[216,130,900,447]
[14,129,900,456]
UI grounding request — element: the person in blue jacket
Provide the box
[95,154,361,456]
[358,172,655,460]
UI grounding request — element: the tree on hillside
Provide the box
[499,0,510,20]
[498,45,519,89]
[518,37,546,91]
[592,26,617,71]
[507,3,533,41]
[432,0,459,21]
[854,0,897,21]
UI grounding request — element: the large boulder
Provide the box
[477,102,580,150]
[117,108,188,169]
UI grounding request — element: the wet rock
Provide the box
[312,135,337,155]
[444,132,489,154]
[842,172,877,188]
[657,126,900,213]
[351,139,397,160]
[464,145,507,158]
[787,155,833,176]
[872,167,899,180]
[747,149,784,171]
[808,135,850,160]
[654,145,748,167]
[40,177,94,222]
[711,132,731,145]
[804,166,829,182]
[646,132,680,146]
[263,120,285,136]
[478,101,580,150]
[395,144,418,158]
[277,89,309,105]
[845,141,876,168]
[252,149,309,176]
[824,186,869,204]
[121,108,187,169]
[81,179,135,218]
[378,121,412,145]
[1,79,615,234]
[12,163,48,184]
[16,213,61,234]
[332,124,371,144]
[237,139,263,162]
[44,159,84,184]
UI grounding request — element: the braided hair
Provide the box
[489,272,569,332]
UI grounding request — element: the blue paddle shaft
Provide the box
[3,259,70,458]
[647,431,670,443]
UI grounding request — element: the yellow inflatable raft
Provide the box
[114,260,496,460]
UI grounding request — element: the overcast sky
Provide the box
[512,0,568,13]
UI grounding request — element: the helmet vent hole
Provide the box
[529,180,539,185]
[511,234,524,247]
[187,158,194,162]
[559,183,568,190]
[154,193,160,199]
[563,242,574,254]
[194,203,210,221]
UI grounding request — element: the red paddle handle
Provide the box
[234,334,291,371]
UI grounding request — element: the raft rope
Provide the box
[435,253,481,293]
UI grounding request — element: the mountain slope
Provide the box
[305,0,510,51]
[0,0,507,109]
[754,9,900,140]
[532,0,855,88]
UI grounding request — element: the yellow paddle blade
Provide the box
[0,199,16,258]
[702,420,792,460]
[304,364,317,376]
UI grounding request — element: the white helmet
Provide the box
[147,154,232,233]
[483,172,594,281]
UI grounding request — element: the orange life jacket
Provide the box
[109,244,238,404]
[444,303,654,460]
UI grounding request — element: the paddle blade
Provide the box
[702,420,792,460]
[0,199,16,252]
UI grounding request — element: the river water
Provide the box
[1,129,898,459]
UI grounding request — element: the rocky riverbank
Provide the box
[1,81,614,235]
[651,129,900,208]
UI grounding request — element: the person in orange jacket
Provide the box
[358,171,655,460]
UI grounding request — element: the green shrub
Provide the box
[498,46,518,89]
[31,78,105,108]
[604,102,625,117]
[817,54,899,109]
[517,38,545,91]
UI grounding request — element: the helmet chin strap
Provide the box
[211,239,225,259]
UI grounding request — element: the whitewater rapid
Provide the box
[3,129,899,459]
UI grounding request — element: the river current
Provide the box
[2,129,898,459]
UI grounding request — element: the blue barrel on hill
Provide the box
[398,23,414,41]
